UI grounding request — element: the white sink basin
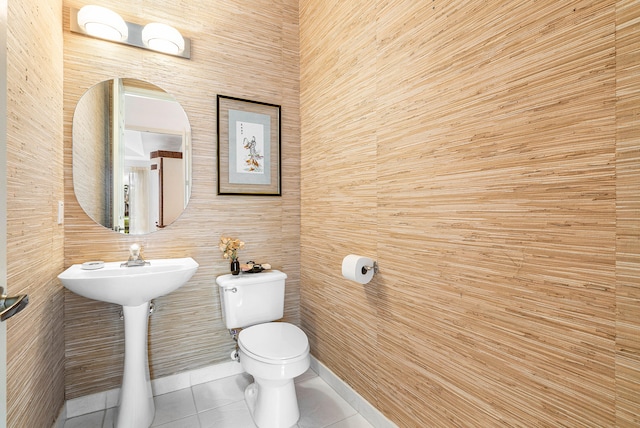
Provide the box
[59,256,199,427]
[58,257,199,306]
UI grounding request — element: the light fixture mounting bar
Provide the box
[70,8,191,59]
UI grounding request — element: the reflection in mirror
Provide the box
[73,78,192,234]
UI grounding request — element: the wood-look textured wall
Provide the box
[6,0,65,426]
[72,81,109,226]
[63,0,300,399]
[615,1,640,426]
[300,1,639,427]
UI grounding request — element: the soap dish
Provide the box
[241,262,271,274]
[81,261,105,270]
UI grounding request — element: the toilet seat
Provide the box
[239,322,309,364]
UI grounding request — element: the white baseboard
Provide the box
[54,355,396,428]
[310,356,398,428]
[58,360,243,422]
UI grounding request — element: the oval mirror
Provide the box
[73,78,192,234]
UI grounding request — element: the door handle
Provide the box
[0,287,29,322]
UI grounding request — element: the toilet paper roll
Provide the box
[342,254,375,284]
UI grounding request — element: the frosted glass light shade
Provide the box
[77,5,128,41]
[142,23,185,55]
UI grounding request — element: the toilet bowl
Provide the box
[238,322,310,428]
[216,270,309,428]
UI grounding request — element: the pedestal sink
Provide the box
[58,257,199,428]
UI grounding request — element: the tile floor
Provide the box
[63,369,374,428]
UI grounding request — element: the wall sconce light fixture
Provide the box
[142,23,185,56]
[70,5,191,59]
[76,5,128,41]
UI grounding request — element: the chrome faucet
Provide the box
[121,244,150,267]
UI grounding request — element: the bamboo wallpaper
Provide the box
[615,1,640,426]
[300,1,639,427]
[5,0,65,426]
[5,0,637,426]
[71,80,109,226]
[63,0,300,400]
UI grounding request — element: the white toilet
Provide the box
[216,270,310,428]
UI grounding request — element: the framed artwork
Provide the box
[217,95,281,196]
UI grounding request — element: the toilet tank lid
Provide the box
[216,269,287,287]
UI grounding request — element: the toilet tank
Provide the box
[216,270,287,329]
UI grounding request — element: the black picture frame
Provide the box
[217,95,281,196]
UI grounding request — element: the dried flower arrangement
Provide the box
[219,236,245,261]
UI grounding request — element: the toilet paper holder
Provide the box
[361,261,379,275]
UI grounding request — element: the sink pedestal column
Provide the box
[116,302,155,428]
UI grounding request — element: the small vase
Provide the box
[230,259,240,275]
